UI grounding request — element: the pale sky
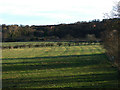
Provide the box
[0,0,119,25]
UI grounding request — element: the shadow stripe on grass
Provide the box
[2,53,105,60]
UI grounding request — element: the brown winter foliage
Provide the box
[102,18,120,67]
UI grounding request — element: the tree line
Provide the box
[2,19,106,42]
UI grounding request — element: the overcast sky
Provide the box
[0,0,119,25]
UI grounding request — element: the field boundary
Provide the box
[2,41,102,49]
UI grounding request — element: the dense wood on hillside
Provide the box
[2,19,105,42]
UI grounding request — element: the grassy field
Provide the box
[2,44,120,88]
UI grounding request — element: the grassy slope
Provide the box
[2,45,119,88]
[2,45,104,58]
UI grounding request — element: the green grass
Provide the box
[2,45,105,58]
[2,45,119,88]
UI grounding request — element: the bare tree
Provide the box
[104,1,120,19]
[111,1,120,18]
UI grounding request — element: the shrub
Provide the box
[57,42,63,46]
[27,44,33,48]
[102,19,120,66]
[13,46,19,49]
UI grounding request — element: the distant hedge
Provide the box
[2,41,102,49]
